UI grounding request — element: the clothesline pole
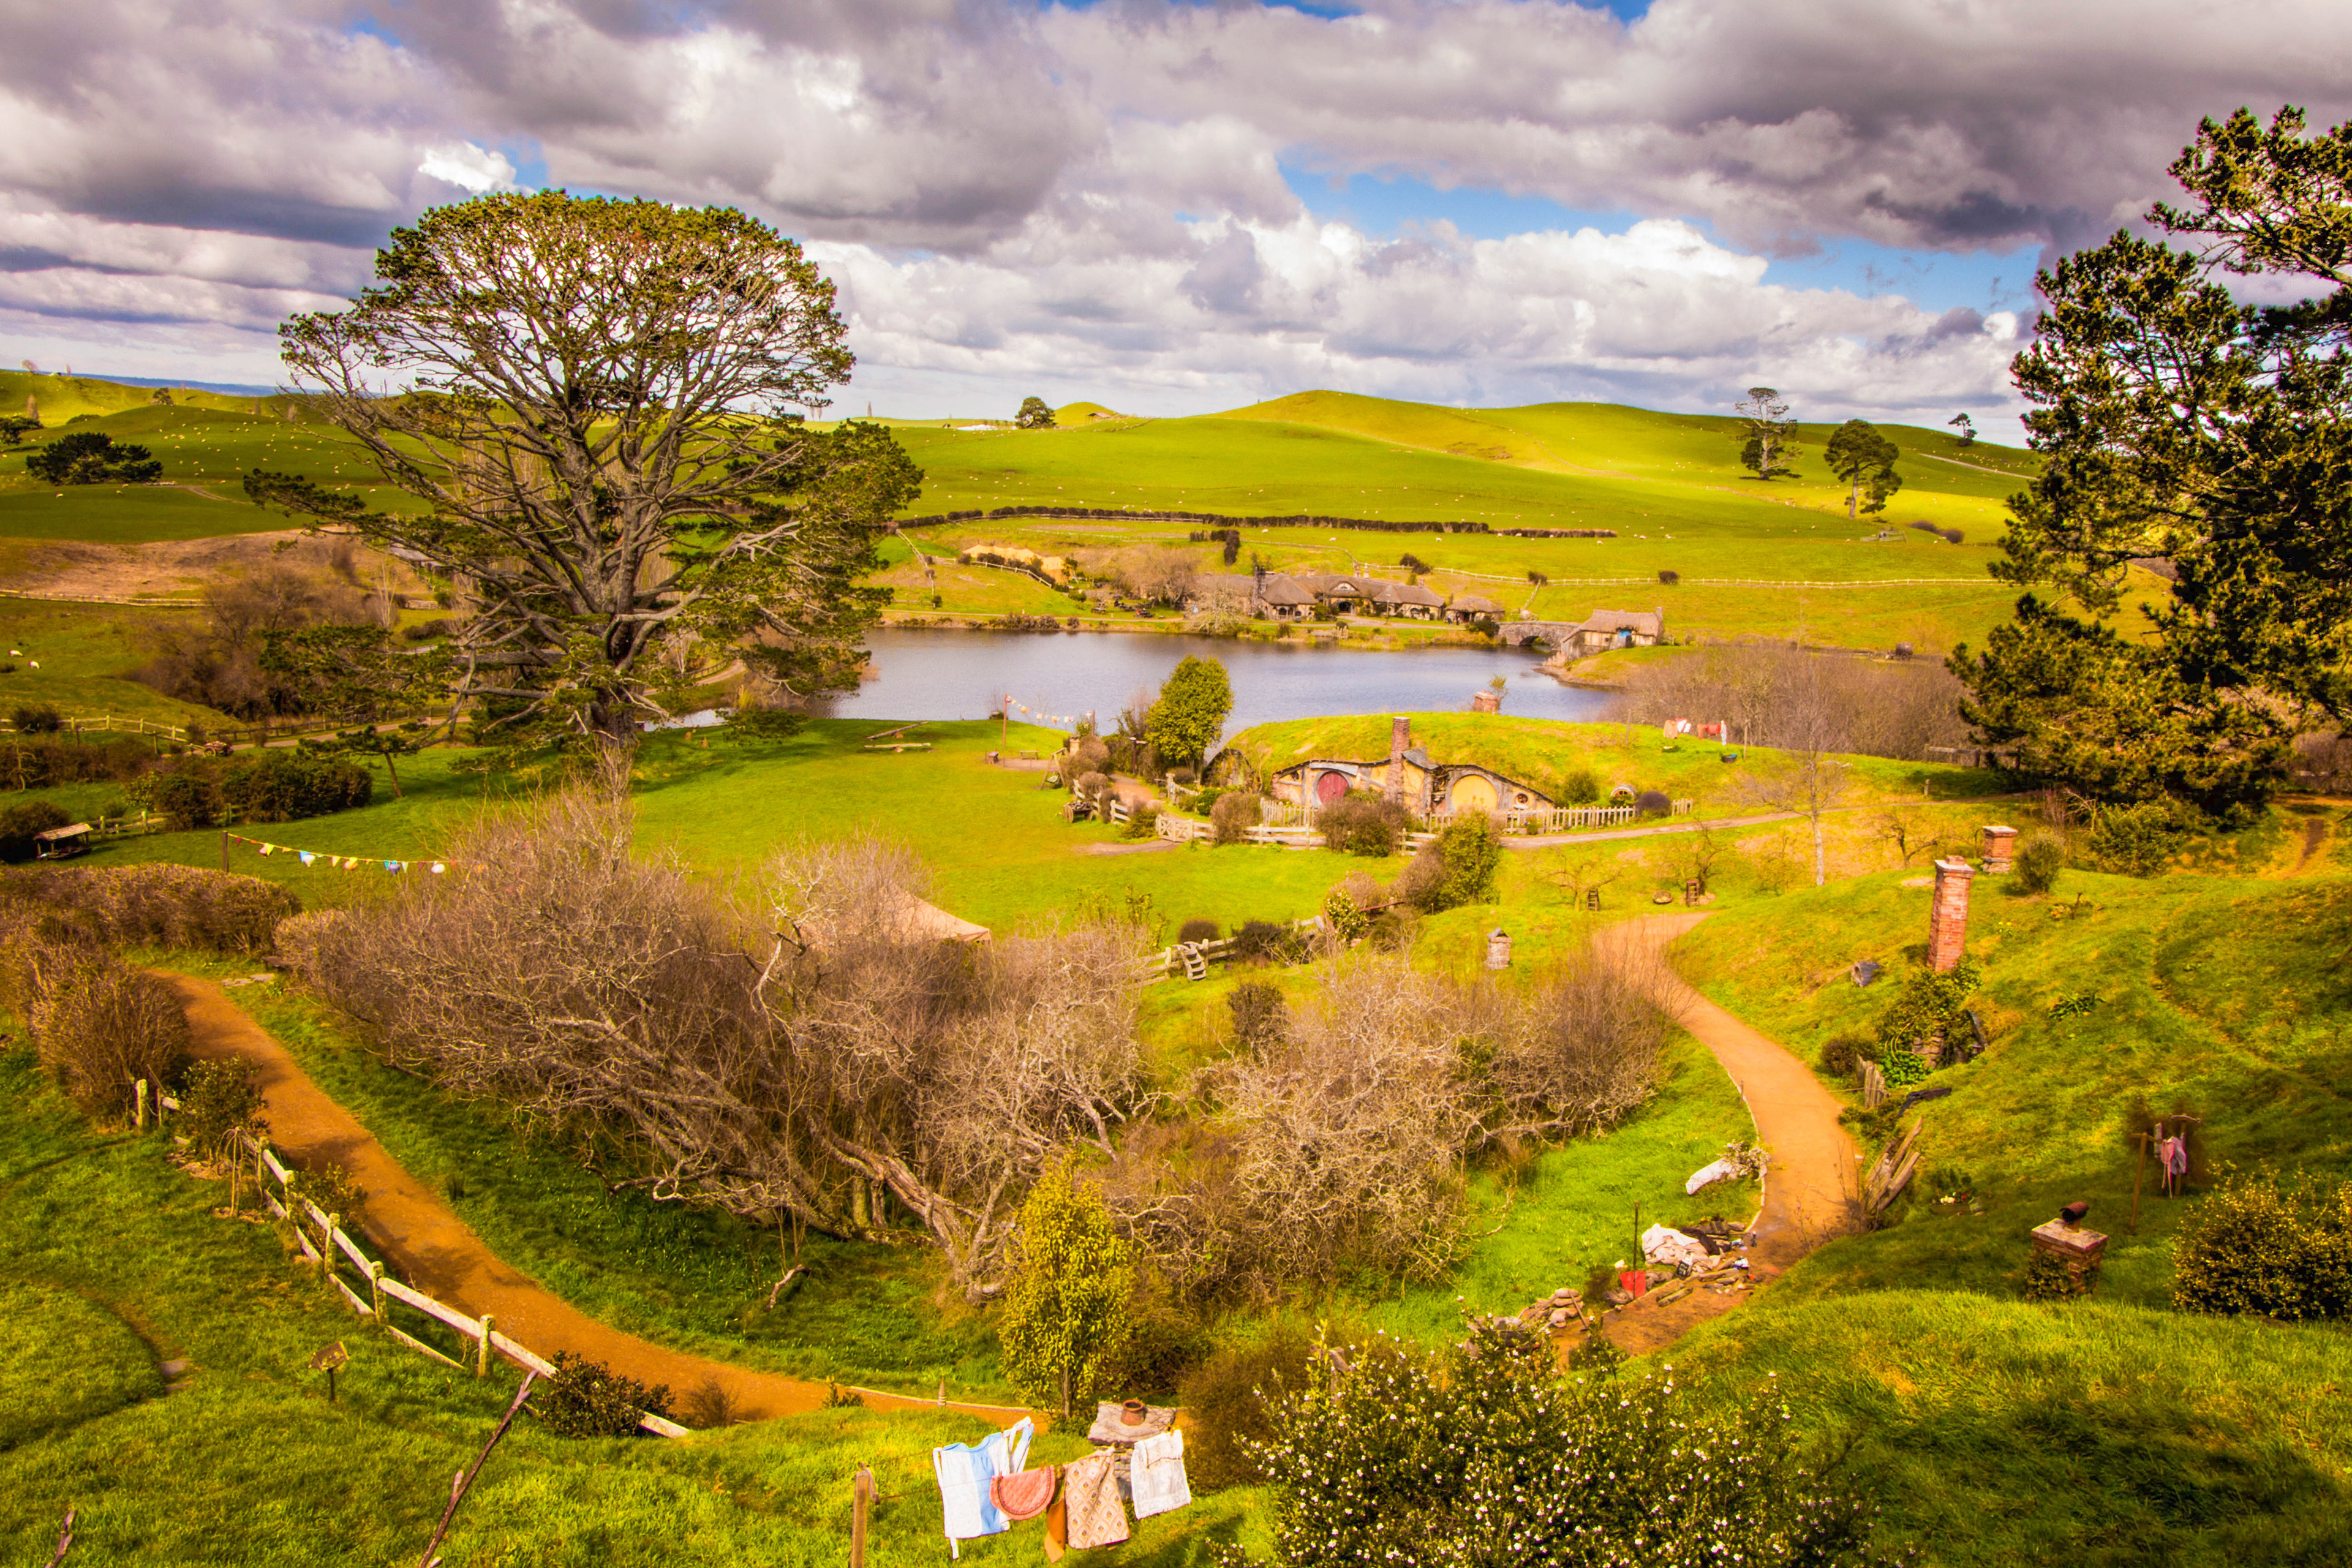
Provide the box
[850,1464,873,1568]
[219,830,228,873]
[2130,1131,2149,1234]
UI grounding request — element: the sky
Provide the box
[4,1,2349,439]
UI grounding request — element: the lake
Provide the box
[820,628,1617,730]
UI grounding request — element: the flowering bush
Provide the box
[1249,1317,1912,1567]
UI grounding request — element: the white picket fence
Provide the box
[148,1088,685,1437]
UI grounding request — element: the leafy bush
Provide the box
[1369,903,1420,952]
[1817,1030,1875,1078]
[1178,918,1220,945]
[173,1058,268,1158]
[0,735,149,789]
[998,1161,1135,1414]
[1319,793,1405,856]
[1634,788,1672,818]
[0,800,72,864]
[140,769,221,831]
[1226,979,1291,1053]
[1122,800,1161,839]
[1425,816,1502,911]
[21,948,191,1119]
[722,706,807,742]
[1874,959,1978,1062]
[219,750,372,823]
[1176,1322,1318,1490]
[9,704,64,734]
[2013,835,2065,894]
[1231,919,1306,965]
[1555,766,1600,805]
[2173,1167,2352,1321]
[1321,887,1368,944]
[1253,1318,1907,1567]
[1210,789,1262,845]
[534,1351,674,1438]
[2086,802,2185,876]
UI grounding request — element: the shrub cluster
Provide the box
[2173,1167,2352,1321]
[1319,793,1406,856]
[1175,1322,1319,1490]
[0,799,72,863]
[1391,816,1502,913]
[1209,788,1262,844]
[1873,959,1978,1069]
[173,1058,269,1160]
[0,899,190,1121]
[1,734,151,790]
[1252,1317,1906,1567]
[534,1351,674,1438]
[2013,835,2065,894]
[4,864,300,952]
[135,751,372,829]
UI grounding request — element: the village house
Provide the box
[1180,570,1487,624]
[1261,717,1558,818]
[1562,607,1666,652]
[1444,593,1504,625]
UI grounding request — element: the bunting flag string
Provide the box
[222,832,466,876]
[1002,695,1084,730]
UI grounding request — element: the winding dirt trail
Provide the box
[159,973,1045,1428]
[1592,914,1860,1355]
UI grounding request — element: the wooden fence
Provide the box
[2,711,438,750]
[1156,799,1692,843]
[1141,917,1324,980]
[150,1090,686,1438]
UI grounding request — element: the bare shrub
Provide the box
[1484,948,1672,1137]
[1210,790,1261,844]
[7,865,300,952]
[137,562,372,720]
[22,946,190,1118]
[304,793,1150,1298]
[1319,793,1406,856]
[1613,641,1967,761]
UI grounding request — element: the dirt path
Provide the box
[1591,914,1860,1355]
[159,973,1044,1429]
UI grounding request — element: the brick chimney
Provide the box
[1386,715,1411,802]
[1928,857,1974,973]
[1981,824,2018,873]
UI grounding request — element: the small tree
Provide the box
[1824,418,1904,520]
[1948,412,1977,448]
[27,432,163,485]
[997,1159,1135,1415]
[1734,386,1798,480]
[1145,655,1232,771]
[1016,396,1057,429]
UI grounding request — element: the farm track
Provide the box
[1593,914,1860,1356]
[159,972,1049,1430]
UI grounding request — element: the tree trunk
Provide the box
[1811,806,1826,887]
[382,748,404,799]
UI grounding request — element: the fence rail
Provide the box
[1142,917,1323,979]
[153,1091,684,1438]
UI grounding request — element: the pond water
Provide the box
[820,628,1617,731]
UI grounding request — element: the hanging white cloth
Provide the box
[1129,1429,1194,1519]
[934,1417,1034,1558]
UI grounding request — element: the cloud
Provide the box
[1,0,2346,425]
[417,142,519,194]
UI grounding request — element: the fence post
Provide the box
[369,1260,385,1322]
[135,1078,149,1131]
[477,1313,496,1377]
[323,1213,342,1280]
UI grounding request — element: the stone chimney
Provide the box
[1981,824,2018,873]
[1928,857,1974,973]
[1469,689,1501,714]
[1387,716,1411,801]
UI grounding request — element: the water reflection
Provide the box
[820,628,1617,730]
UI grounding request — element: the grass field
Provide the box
[0,600,225,728]
[0,1045,1267,1565]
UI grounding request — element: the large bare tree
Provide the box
[255,192,920,752]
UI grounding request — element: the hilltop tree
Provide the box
[251,191,921,756]
[1145,654,1232,770]
[1956,105,2352,813]
[1733,386,1798,480]
[1824,418,1904,519]
[1016,396,1057,429]
[1948,412,1978,448]
[27,431,162,485]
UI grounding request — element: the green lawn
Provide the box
[0,600,225,728]
[0,1045,1264,1566]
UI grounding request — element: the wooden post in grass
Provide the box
[369,1261,386,1322]
[2130,1133,2149,1234]
[476,1314,494,1378]
[851,1465,875,1568]
[135,1077,148,1131]
[324,1213,342,1280]
[220,830,229,873]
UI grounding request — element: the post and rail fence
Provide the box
[148,1088,687,1438]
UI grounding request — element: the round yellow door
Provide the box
[1449,774,1498,814]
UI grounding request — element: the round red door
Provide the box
[1316,770,1350,805]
